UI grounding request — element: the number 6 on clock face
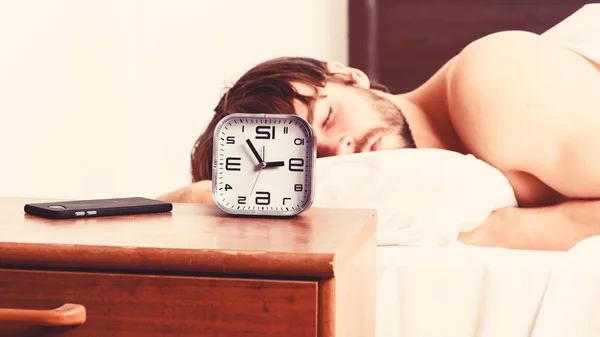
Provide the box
[211,113,317,217]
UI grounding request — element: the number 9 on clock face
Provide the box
[211,113,316,217]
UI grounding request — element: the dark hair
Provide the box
[190,56,388,182]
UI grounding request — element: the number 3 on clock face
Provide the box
[211,113,317,217]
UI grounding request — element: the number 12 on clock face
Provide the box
[211,113,317,217]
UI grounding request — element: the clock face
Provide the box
[211,113,316,216]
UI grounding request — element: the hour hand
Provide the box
[264,161,285,168]
[245,139,263,164]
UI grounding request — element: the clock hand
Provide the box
[264,161,285,168]
[245,139,264,165]
[261,147,284,168]
[250,146,265,195]
[250,169,262,195]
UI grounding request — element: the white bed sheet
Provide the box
[375,236,600,337]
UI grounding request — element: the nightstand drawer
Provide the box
[0,269,318,337]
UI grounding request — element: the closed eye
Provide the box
[322,107,333,128]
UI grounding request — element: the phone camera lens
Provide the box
[48,205,66,209]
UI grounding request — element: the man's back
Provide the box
[444,21,600,207]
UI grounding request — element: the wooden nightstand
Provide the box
[0,198,377,337]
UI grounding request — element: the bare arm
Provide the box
[459,200,600,251]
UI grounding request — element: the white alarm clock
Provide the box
[211,113,316,217]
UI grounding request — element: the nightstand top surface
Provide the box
[0,198,376,278]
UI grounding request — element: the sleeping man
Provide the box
[159,5,600,251]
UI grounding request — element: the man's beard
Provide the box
[353,87,417,151]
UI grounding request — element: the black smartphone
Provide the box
[24,197,173,220]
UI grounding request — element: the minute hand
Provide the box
[264,161,285,168]
[245,139,264,164]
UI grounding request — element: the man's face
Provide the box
[292,80,415,157]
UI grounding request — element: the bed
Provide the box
[375,241,600,337]
[345,2,600,336]
[313,148,600,336]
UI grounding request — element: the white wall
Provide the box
[0,0,348,199]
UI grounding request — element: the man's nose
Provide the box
[335,136,355,155]
[317,135,356,157]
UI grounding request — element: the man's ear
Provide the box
[326,61,371,89]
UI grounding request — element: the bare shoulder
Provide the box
[447,30,600,199]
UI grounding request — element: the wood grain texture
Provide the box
[1,197,377,336]
[0,269,318,337]
[349,0,591,93]
[318,234,377,337]
[0,198,376,278]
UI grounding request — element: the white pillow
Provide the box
[312,148,517,246]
